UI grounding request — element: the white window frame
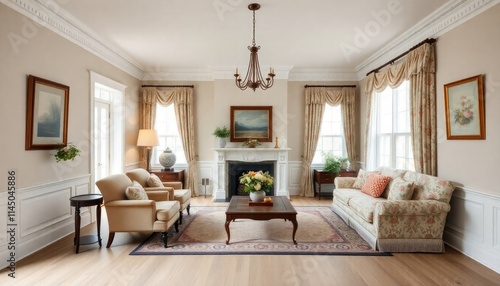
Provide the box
[152,103,187,168]
[312,103,347,166]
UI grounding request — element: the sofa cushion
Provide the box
[156,201,180,221]
[125,181,149,200]
[349,196,384,223]
[403,171,455,203]
[146,174,163,187]
[387,177,414,200]
[352,169,379,189]
[334,189,368,206]
[377,167,408,198]
[361,174,391,197]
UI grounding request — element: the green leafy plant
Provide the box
[212,126,230,138]
[54,143,81,162]
[322,151,348,174]
[239,171,274,193]
[242,139,261,147]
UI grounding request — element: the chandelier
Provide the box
[234,3,275,91]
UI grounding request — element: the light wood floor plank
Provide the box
[1,196,499,285]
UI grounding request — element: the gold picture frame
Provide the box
[230,106,272,142]
[444,74,485,140]
[25,75,70,150]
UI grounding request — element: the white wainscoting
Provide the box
[0,175,92,269]
[444,187,500,273]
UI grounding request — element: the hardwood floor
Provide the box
[1,196,499,285]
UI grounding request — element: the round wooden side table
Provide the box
[69,194,103,254]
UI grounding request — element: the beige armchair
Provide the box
[126,168,191,224]
[95,174,180,248]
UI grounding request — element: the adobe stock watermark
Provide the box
[339,0,408,63]
[212,0,244,21]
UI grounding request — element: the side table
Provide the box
[69,194,103,254]
[152,169,185,187]
[313,169,358,200]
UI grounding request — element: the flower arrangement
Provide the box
[453,95,474,126]
[54,143,81,162]
[212,126,230,138]
[242,139,261,148]
[239,171,274,193]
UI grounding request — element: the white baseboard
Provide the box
[444,187,500,273]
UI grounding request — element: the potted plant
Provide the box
[54,143,81,162]
[242,139,261,148]
[322,151,348,174]
[212,126,230,148]
[239,170,274,202]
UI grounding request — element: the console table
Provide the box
[313,169,357,200]
[152,169,185,185]
[69,194,103,254]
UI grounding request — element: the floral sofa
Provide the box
[332,167,455,252]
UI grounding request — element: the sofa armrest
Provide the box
[375,200,451,216]
[163,181,183,190]
[334,177,357,189]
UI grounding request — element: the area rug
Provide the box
[130,206,390,256]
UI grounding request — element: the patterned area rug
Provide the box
[130,206,390,256]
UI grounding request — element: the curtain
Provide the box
[364,43,436,175]
[299,86,357,197]
[141,87,199,196]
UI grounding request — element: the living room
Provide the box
[1,0,499,284]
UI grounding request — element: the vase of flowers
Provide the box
[239,171,274,202]
[54,143,81,162]
[242,139,261,148]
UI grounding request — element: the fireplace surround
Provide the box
[213,148,291,201]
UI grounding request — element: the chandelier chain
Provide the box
[252,10,256,47]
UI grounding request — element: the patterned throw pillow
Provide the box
[126,181,149,200]
[361,173,391,198]
[352,169,379,189]
[388,177,415,200]
[146,174,163,187]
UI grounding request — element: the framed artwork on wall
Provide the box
[444,74,485,140]
[25,75,70,150]
[230,106,272,142]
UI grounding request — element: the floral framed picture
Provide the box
[230,106,272,142]
[25,75,69,150]
[444,74,485,140]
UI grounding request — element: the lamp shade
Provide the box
[137,129,160,147]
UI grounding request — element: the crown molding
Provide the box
[288,69,358,81]
[355,0,500,79]
[2,0,144,79]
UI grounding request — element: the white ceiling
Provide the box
[7,0,495,79]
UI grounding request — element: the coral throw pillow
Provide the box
[146,174,163,187]
[352,169,379,189]
[388,177,415,200]
[361,173,391,198]
[126,181,149,200]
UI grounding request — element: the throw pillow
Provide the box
[388,177,415,200]
[352,169,379,189]
[125,181,149,200]
[361,173,391,198]
[146,174,163,187]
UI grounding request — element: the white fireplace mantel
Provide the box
[213,148,291,201]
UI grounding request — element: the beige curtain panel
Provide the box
[141,87,199,196]
[364,43,436,175]
[299,86,357,197]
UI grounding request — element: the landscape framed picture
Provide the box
[230,106,272,142]
[25,75,69,150]
[444,74,485,140]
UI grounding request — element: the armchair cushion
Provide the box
[146,174,163,187]
[125,181,149,200]
[156,201,180,221]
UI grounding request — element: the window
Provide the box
[371,80,414,170]
[312,104,346,164]
[152,104,186,166]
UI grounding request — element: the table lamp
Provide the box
[137,129,160,172]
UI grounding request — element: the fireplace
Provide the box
[227,161,275,199]
[213,147,290,201]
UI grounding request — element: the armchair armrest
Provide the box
[334,177,357,189]
[145,191,170,202]
[104,200,157,231]
[144,186,174,201]
[163,181,183,190]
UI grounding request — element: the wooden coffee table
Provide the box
[225,196,298,244]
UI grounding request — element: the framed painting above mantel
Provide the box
[230,106,272,142]
[25,75,69,150]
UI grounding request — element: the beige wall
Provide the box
[358,5,500,196]
[0,5,140,189]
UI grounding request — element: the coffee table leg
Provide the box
[225,218,231,244]
[291,217,298,244]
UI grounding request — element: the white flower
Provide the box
[254,173,264,181]
[254,183,261,191]
[246,177,251,183]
